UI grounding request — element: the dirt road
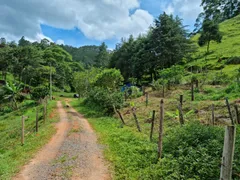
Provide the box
[14,101,111,180]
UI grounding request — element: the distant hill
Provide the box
[189,15,240,76]
[60,45,99,68]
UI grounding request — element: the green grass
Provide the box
[70,99,240,180]
[53,91,75,99]
[188,15,240,78]
[0,100,59,180]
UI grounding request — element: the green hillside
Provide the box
[60,45,99,68]
[189,15,240,75]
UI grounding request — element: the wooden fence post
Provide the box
[132,108,141,132]
[36,107,39,133]
[146,92,149,107]
[150,110,155,141]
[44,99,47,124]
[225,98,234,125]
[116,110,125,125]
[178,103,184,125]
[220,126,236,180]
[158,99,164,159]
[142,86,146,95]
[21,116,25,145]
[211,104,215,125]
[191,80,194,101]
[234,105,240,124]
[180,95,183,106]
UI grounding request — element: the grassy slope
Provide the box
[189,15,240,75]
[70,99,240,179]
[0,100,59,180]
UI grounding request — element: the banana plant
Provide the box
[166,109,195,121]
[0,81,23,110]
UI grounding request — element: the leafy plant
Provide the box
[31,85,49,101]
[226,56,240,64]
[0,81,23,109]
[166,109,194,121]
[84,87,124,115]
[128,86,142,98]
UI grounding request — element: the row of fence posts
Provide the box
[117,91,239,178]
[21,98,48,145]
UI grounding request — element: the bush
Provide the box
[226,56,240,65]
[225,82,240,94]
[31,85,49,100]
[84,87,124,115]
[210,72,229,85]
[162,122,225,179]
[94,69,124,90]
[128,86,142,98]
[204,63,225,70]
[151,79,164,91]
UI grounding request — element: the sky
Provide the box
[0,0,202,49]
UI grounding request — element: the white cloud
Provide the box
[0,0,154,42]
[162,0,202,21]
[56,39,65,45]
[165,4,175,15]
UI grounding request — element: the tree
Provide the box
[150,13,193,69]
[31,85,49,101]
[95,42,110,67]
[94,69,124,91]
[198,19,222,54]
[110,35,136,81]
[0,37,6,47]
[73,68,100,97]
[194,0,240,33]
[18,36,31,47]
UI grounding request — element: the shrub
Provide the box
[31,85,49,101]
[128,86,142,98]
[163,122,224,179]
[226,56,240,65]
[84,87,124,115]
[94,69,124,90]
[210,72,229,85]
[225,82,240,94]
[159,65,184,85]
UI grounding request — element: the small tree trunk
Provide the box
[132,108,141,132]
[220,126,236,180]
[150,110,155,142]
[158,99,164,159]
[196,79,199,88]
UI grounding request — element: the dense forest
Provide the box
[1,0,240,179]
